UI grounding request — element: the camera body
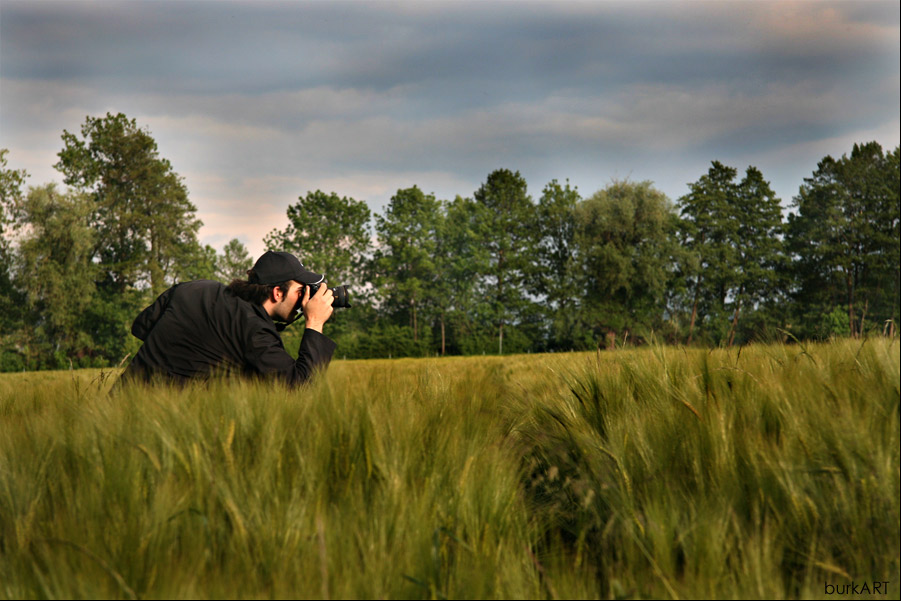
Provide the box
[306,283,351,308]
[277,283,351,331]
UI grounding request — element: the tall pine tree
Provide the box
[55,112,202,296]
[787,142,900,338]
[471,169,538,354]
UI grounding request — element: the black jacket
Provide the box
[119,280,337,387]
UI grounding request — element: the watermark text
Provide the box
[825,581,890,595]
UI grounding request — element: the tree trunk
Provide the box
[847,273,857,338]
[726,284,745,347]
[859,298,868,337]
[687,294,699,345]
[497,248,504,355]
[727,297,742,348]
[605,330,616,350]
[893,268,900,338]
[411,297,417,342]
[149,229,164,296]
[440,315,446,356]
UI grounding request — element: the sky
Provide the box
[1,0,899,262]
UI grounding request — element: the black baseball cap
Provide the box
[250,251,324,285]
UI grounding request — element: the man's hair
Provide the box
[226,269,292,305]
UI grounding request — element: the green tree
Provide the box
[217,238,253,283]
[471,169,538,354]
[534,179,581,350]
[0,149,27,261]
[11,184,98,367]
[0,150,29,369]
[55,112,202,296]
[677,161,739,344]
[576,180,679,348]
[678,163,786,346]
[373,186,442,347]
[177,242,220,282]
[264,190,372,289]
[435,195,492,355]
[724,167,785,346]
[787,142,900,338]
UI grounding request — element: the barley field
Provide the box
[1,339,898,599]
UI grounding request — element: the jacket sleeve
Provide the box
[132,285,178,341]
[245,326,337,387]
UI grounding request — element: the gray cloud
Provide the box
[1,0,898,261]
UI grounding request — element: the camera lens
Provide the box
[331,285,351,308]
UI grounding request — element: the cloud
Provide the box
[2,0,897,262]
[5,2,897,94]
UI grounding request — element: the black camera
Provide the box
[277,283,352,331]
[306,283,351,308]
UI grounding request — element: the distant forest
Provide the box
[1,112,899,370]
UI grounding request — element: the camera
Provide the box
[278,283,351,331]
[306,283,351,308]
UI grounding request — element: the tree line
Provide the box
[1,113,898,370]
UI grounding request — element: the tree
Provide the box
[1,150,27,286]
[677,161,739,344]
[12,184,98,367]
[787,142,900,338]
[217,238,253,283]
[534,179,581,350]
[678,162,786,346]
[0,149,27,260]
[55,112,202,296]
[437,195,493,355]
[576,180,679,347]
[471,169,538,354]
[264,190,372,290]
[372,186,442,346]
[0,150,29,369]
[724,167,785,346]
[177,242,219,282]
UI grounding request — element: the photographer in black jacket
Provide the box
[116,251,337,388]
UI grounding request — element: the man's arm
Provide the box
[245,325,337,387]
[132,285,178,341]
[244,282,337,386]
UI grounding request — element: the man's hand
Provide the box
[302,283,334,333]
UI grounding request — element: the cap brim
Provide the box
[297,268,324,285]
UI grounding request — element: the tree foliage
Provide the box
[218,238,254,283]
[471,169,538,354]
[576,180,679,347]
[12,184,97,364]
[264,190,372,289]
[0,150,29,369]
[725,167,785,345]
[2,115,209,369]
[677,161,739,344]
[787,142,900,338]
[676,162,786,345]
[55,112,201,296]
[535,179,582,350]
[2,133,899,370]
[373,186,443,343]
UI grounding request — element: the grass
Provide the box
[0,339,898,599]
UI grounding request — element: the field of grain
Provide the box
[1,339,898,599]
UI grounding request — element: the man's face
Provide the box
[275,281,304,321]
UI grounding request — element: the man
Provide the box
[116,251,337,387]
